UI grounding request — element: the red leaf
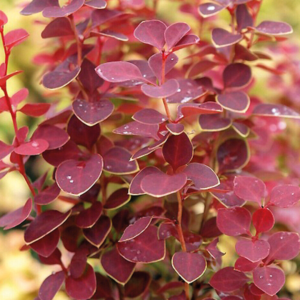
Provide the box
[73,99,114,126]
[24,210,71,244]
[95,61,143,82]
[172,34,199,51]
[236,238,270,262]
[172,252,206,283]
[75,201,103,228]
[183,163,219,190]
[0,70,23,87]
[236,4,253,31]
[217,207,251,236]
[223,63,252,89]
[0,140,14,160]
[56,154,103,196]
[43,0,84,18]
[83,215,111,247]
[101,247,136,284]
[0,198,32,230]
[252,104,300,119]
[134,20,166,50]
[212,28,242,48]
[34,183,60,205]
[162,133,193,171]
[119,216,152,242]
[39,271,65,300]
[266,231,300,262]
[141,170,187,197]
[252,208,275,233]
[269,185,300,207]
[41,17,73,38]
[217,91,250,113]
[129,167,161,195]
[209,267,248,292]
[30,229,60,257]
[0,10,8,26]
[141,79,179,98]
[103,146,139,174]
[117,225,166,263]
[4,29,29,49]
[255,21,293,36]
[165,22,190,50]
[253,266,285,296]
[235,257,259,272]
[65,264,96,300]
[133,108,167,124]
[233,176,266,205]
[114,121,159,140]
[32,125,69,150]
[104,188,131,210]
[85,0,107,8]
[199,114,231,131]
[177,102,222,118]
[124,271,151,298]
[166,123,184,135]
[198,2,225,17]
[14,139,49,155]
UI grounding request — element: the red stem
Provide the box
[161,51,172,121]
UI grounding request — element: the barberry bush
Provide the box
[0,0,300,299]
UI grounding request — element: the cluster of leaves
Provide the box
[0,0,300,299]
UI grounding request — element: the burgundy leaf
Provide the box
[24,210,71,244]
[104,188,131,210]
[67,115,100,149]
[39,248,62,266]
[269,185,300,207]
[41,17,73,38]
[210,267,248,292]
[14,139,49,155]
[217,207,251,236]
[85,0,107,8]
[32,125,69,150]
[39,271,65,300]
[171,34,200,51]
[198,2,225,17]
[43,0,84,18]
[223,63,252,89]
[233,176,266,205]
[141,79,179,98]
[166,123,184,135]
[165,22,190,50]
[141,170,187,197]
[217,91,250,113]
[43,67,81,90]
[0,198,32,230]
[21,0,59,15]
[93,273,112,299]
[148,53,178,83]
[169,291,186,300]
[266,231,300,262]
[234,257,259,272]
[199,114,231,131]
[30,229,60,257]
[133,108,167,124]
[75,201,103,228]
[134,20,166,50]
[83,215,111,247]
[34,183,60,205]
[255,21,293,36]
[172,252,206,283]
[212,28,242,47]
[101,247,136,284]
[232,122,250,137]
[117,225,166,263]
[183,163,219,190]
[236,4,253,31]
[129,167,161,195]
[252,208,275,234]
[236,238,270,262]
[162,132,193,171]
[56,154,103,196]
[177,102,222,118]
[114,121,159,140]
[119,216,152,242]
[73,99,114,126]
[65,264,96,300]
[124,271,151,298]
[69,248,88,279]
[4,29,29,49]
[253,266,285,296]
[103,147,139,174]
[252,103,300,119]
[96,61,143,83]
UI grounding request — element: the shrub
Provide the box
[0,0,299,299]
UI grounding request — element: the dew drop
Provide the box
[67,176,72,179]
[136,250,141,254]
[177,88,181,92]
[106,165,112,170]
[32,141,39,147]
[292,192,295,195]
[171,58,174,61]
[70,180,74,183]
[143,74,146,77]
[207,5,216,11]
[111,77,114,80]
[270,275,273,278]
[259,276,263,279]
